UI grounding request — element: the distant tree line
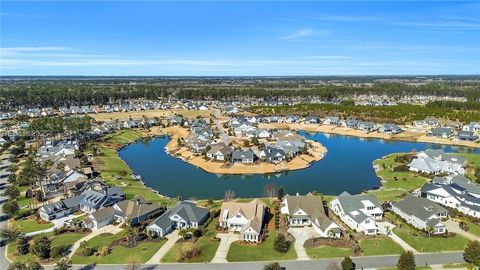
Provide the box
[250,103,480,124]
[0,80,479,109]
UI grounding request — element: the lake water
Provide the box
[118,132,479,200]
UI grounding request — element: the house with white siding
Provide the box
[219,199,266,242]
[329,192,383,235]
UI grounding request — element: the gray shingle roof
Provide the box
[393,194,447,222]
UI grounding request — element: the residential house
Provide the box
[231,150,255,163]
[206,143,233,161]
[304,116,320,124]
[414,118,440,128]
[408,150,466,175]
[391,194,448,234]
[219,199,266,242]
[343,118,359,129]
[83,207,115,230]
[429,128,454,139]
[146,201,210,237]
[323,116,340,125]
[329,192,383,235]
[281,194,341,238]
[258,146,286,163]
[113,196,162,225]
[462,122,480,132]
[421,175,480,218]
[456,131,479,142]
[379,124,403,134]
[356,121,376,132]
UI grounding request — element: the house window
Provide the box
[367,206,375,210]
[236,214,241,218]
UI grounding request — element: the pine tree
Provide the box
[397,251,416,270]
[341,256,355,270]
[463,240,480,267]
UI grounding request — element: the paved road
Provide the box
[60,252,464,270]
[0,152,12,270]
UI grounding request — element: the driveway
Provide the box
[288,227,318,260]
[377,221,417,253]
[25,213,84,237]
[211,232,240,263]
[146,230,180,264]
[68,224,123,258]
[444,219,480,242]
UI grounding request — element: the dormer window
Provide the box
[366,206,375,211]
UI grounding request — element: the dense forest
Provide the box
[0,79,479,109]
[250,103,480,124]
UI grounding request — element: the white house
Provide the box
[391,194,448,234]
[219,199,265,242]
[329,192,383,235]
[281,193,341,238]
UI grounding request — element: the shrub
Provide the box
[397,251,416,270]
[393,164,410,172]
[264,262,281,270]
[178,246,201,262]
[50,246,68,258]
[30,236,51,259]
[16,236,30,255]
[341,256,355,270]
[464,240,480,267]
[98,246,111,257]
[273,233,290,254]
[82,247,96,256]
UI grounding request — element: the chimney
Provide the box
[136,199,140,205]
[103,186,108,195]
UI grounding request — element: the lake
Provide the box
[118,132,479,199]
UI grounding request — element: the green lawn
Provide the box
[466,222,480,237]
[12,219,54,234]
[458,153,480,183]
[226,231,297,262]
[393,222,469,252]
[359,236,404,256]
[368,153,429,202]
[72,230,166,264]
[103,129,147,145]
[161,219,220,263]
[305,246,352,259]
[7,231,87,263]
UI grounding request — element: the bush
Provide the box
[30,236,51,259]
[273,233,290,254]
[50,246,67,258]
[178,246,201,262]
[98,246,111,256]
[393,164,409,172]
[82,247,96,256]
[463,240,480,267]
[16,237,30,255]
[341,256,355,270]
[264,262,281,270]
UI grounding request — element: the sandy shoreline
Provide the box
[148,126,327,175]
[258,123,480,149]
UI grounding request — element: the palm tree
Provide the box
[79,241,89,250]
[426,225,434,238]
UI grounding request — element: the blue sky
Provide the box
[1,1,479,76]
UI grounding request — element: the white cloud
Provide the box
[282,28,315,40]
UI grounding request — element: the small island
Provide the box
[154,116,327,174]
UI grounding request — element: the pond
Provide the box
[118,132,479,199]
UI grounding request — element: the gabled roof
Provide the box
[393,194,447,222]
[284,194,334,230]
[335,192,382,223]
[115,198,160,220]
[149,201,209,230]
[220,199,265,234]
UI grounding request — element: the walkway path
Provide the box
[211,232,240,263]
[444,219,480,242]
[288,227,317,261]
[377,221,417,253]
[146,230,180,264]
[68,224,123,258]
